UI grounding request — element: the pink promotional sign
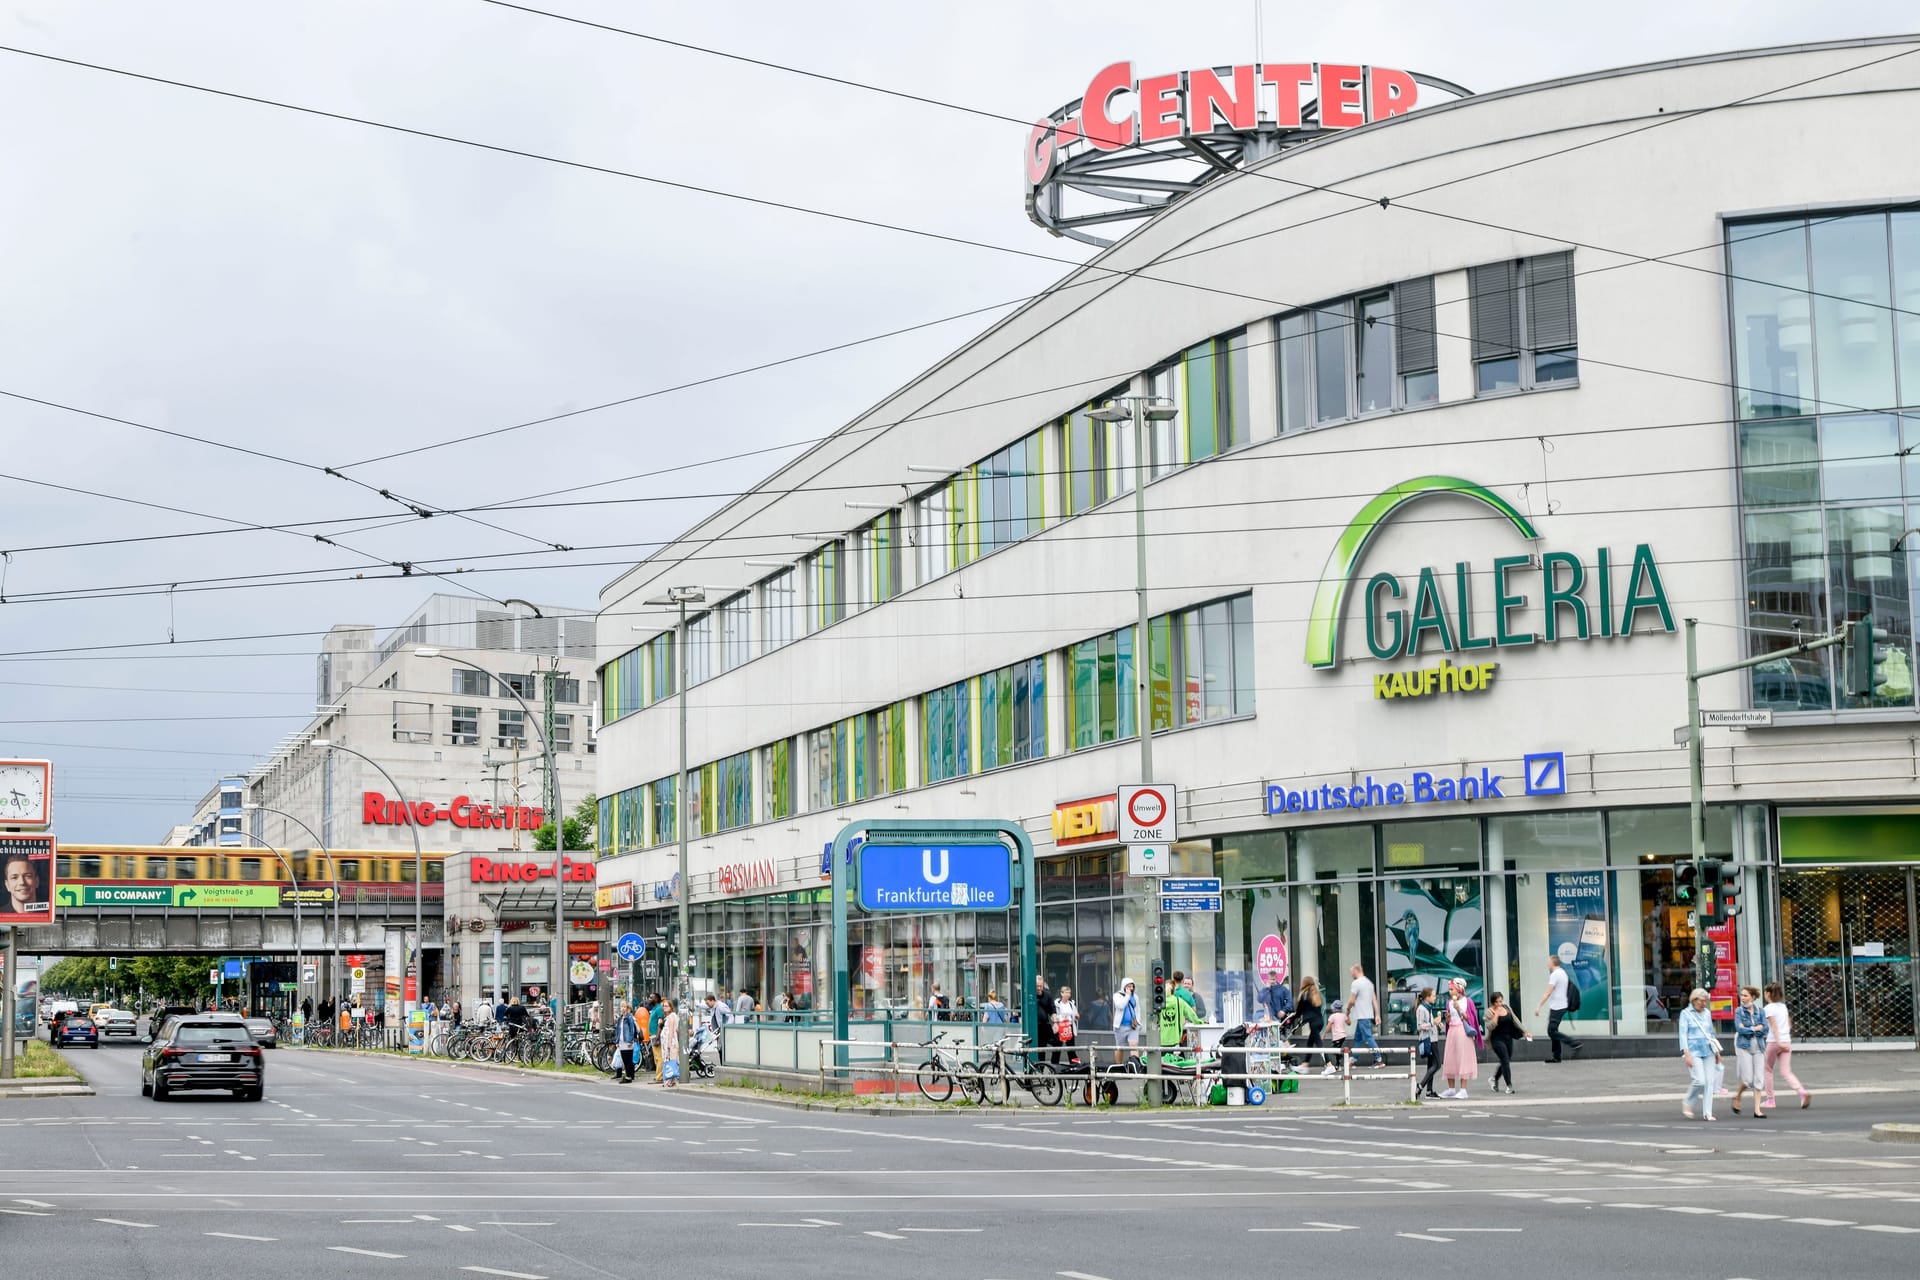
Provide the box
[1256,933,1288,985]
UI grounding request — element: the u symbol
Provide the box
[922,848,949,884]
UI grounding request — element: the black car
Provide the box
[54,1015,99,1048]
[142,1016,264,1101]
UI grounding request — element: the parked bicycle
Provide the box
[911,1033,970,1103]
[959,1034,1064,1107]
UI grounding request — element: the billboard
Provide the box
[0,833,56,925]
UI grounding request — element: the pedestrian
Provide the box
[1110,978,1141,1064]
[658,998,681,1087]
[1156,974,1203,1063]
[929,983,951,1022]
[1055,986,1080,1064]
[702,993,731,1064]
[1679,988,1722,1120]
[1415,986,1443,1099]
[1321,1000,1348,1075]
[1347,963,1384,1068]
[301,996,313,1023]
[648,995,667,1083]
[1296,976,1325,1053]
[981,989,1008,1024]
[1761,981,1811,1110]
[493,992,509,1023]
[613,1001,639,1083]
[449,1001,462,1027]
[1441,977,1482,1099]
[1034,975,1059,1064]
[1533,954,1583,1063]
[1484,992,1531,1094]
[1729,985,1768,1118]
[774,991,792,1020]
[733,988,754,1022]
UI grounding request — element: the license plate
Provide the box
[193,1053,232,1063]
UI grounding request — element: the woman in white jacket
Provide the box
[1111,979,1142,1064]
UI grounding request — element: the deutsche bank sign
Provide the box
[857,843,1013,912]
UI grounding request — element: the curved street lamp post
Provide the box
[311,739,425,1031]
[244,803,341,1011]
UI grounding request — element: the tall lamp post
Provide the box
[244,804,341,1010]
[640,586,706,1008]
[412,646,568,1069]
[233,832,302,1014]
[1089,394,1177,1107]
[311,739,424,1030]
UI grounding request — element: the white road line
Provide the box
[1855,1225,1920,1234]
[205,1232,277,1242]
[330,1246,407,1258]
[93,1218,154,1228]
[739,1222,819,1228]
[1445,1228,1524,1233]
[13,1200,55,1207]
[0,1209,52,1216]
[1663,1207,1722,1215]
[1786,1218,1856,1227]
[866,1231,907,1240]
[479,1222,554,1227]
[447,1224,477,1232]
[460,1268,548,1279]
[1722,1212,1786,1220]
[899,1227,984,1233]
[342,1219,413,1224]
[1251,1227,1347,1233]
[1059,1272,1115,1280]
[1398,1232,1454,1243]
[802,1219,840,1226]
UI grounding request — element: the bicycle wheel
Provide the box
[978,1061,1011,1106]
[1027,1066,1063,1107]
[916,1059,955,1103]
[956,1064,987,1105]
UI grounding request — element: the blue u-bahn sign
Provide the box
[857,843,1012,912]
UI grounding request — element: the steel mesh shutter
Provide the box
[1527,251,1578,351]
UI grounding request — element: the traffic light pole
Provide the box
[1684,617,1851,990]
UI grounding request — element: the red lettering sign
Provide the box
[468,856,598,885]
[715,858,777,896]
[360,791,544,831]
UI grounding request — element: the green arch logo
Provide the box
[1305,476,1539,669]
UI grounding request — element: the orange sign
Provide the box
[1051,794,1119,851]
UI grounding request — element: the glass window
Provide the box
[1385,874,1485,1005]
[1290,824,1374,879]
[651,775,676,846]
[978,656,1046,769]
[718,593,751,673]
[1891,211,1920,406]
[1831,504,1914,709]
[451,669,489,697]
[1184,338,1219,462]
[448,705,479,747]
[1488,812,1606,869]
[1381,818,1480,872]
[1739,419,1819,507]
[684,612,713,687]
[1730,217,1814,419]
[808,541,845,632]
[1313,301,1352,422]
[1809,213,1897,414]
[496,708,527,746]
[1230,595,1256,716]
[646,631,675,704]
[759,569,796,653]
[1277,311,1311,432]
[1745,507,1832,710]
[1821,412,1901,502]
[921,679,972,784]
[1355,291,1394,414]
[763,739,792,822]
[1147,364,1181,477]
[552,713,573,752]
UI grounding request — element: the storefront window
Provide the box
[1487,812,1609,1033]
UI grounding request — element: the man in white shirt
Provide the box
[1533,955,1583,1062]
[1347,964,1383,1068]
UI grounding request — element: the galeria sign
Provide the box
[1028,61,1417,185]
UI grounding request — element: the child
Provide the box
[1321,1000,1350,1076]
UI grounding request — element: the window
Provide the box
[1067,627,1136,750]
[497,708,527,747]
[1067,594,1255,747]
[645,630,675,704]
[850,511,903,609]
[684,612,713,686]
[598,647,643,724]
[552,676,580,703]
[763,738,792,822]
[651,774,676,846]
[390,700,431,743]
[852,702,907,798]
[553,713,573,753]
[238,858,261,882]
[1182,331,1250,461]
[174,857,198,880]
[1470,252,1577,393]
[917,485,951,582]
[807,541,845,632]
[1354,292,1394,414]
[1167,595,1256,725]
[921,678,973,784]
[978,655,1047,769]
[718,593,752,672]
[1395,275,1439,405]
[452,668,490,697]
[145,856,167,879]
[807,722,846,811]
[502,672,536,699]
[1146,364,1181,476]
[701,751,752,834]
[448,705,479,747]
[598,794,614,856]
[759,569,796,653]
[1314,300,1353,422]
[1279,278,1436,429]
[1063,389,1135,516]
[616,786,642,850]
[976,432,1045,555]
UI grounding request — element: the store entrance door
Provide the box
[972,955,1009,1013]
[1780,867,1918,1043]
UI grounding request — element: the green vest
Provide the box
[1157,1000,1192,1047]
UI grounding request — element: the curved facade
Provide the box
[595,38,1920,1047]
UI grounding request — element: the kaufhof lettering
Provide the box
[361,791,544,830]
[1374,658,1498,700]
[1266,768,1505,816]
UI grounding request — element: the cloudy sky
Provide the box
[2,0,1913,841]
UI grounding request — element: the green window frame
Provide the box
[764,739,793,822]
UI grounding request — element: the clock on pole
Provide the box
[0,759,51,830]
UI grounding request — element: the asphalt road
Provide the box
[3,1038,1919,1279]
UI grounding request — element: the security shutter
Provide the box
[1393,276,1437,375]
[1527,251,1577,351]
[1469,260,1520,362]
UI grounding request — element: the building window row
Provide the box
[367,700,575,751]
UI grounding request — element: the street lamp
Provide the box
[413,646,568,1069]
[244,803,340,1012]
[1089,394,1177,1107]
[639,586,706,1008]
[311,739,424,1032]
[232,831,302,1016]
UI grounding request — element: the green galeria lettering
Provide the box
[1542,551,1589,641]
[1620,543,1674,635]
[1406,567,1455,656]
[1597,546,1614,639]
[1366,573,1404,660]
[1454,561,1494,651]
[1493,555,1536,646]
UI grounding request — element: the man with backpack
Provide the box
[1534,954,1584,1062]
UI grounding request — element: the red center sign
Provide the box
[1117,784,1177,845]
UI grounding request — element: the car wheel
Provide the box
[244,1087,264,1102]
[152,1079,169,1101]
[140,1077,152,1097]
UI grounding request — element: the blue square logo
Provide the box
[1523,751,1567,796]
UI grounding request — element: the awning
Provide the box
[479,884,597,919]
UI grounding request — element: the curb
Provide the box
[1871,1122,1920,1144]
[285,1045,607,1084]
[0,1042,95,1098]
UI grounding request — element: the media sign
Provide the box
[858,843,1012,912]
[0,833,56,924]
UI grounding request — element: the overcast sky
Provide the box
[2,0,1914,842]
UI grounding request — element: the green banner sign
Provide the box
[52,883,287,909]
[58,885,174,906]
[174,885,280,908]
[284,887,338,904]
[1780,813,1920,866]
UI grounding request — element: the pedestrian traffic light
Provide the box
[1700,858,1737,926]
[1674,861,1699,906]
[1845,617,1877,698]
[1150,961,1167,1014]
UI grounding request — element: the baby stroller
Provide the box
[687,1021,720,1080]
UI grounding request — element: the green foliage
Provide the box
[42,955,215,1002]
[533,793,596,853]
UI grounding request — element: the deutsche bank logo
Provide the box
[1523,751,1567,796]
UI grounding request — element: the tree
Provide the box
[533,792,596,853]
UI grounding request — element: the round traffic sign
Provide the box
[616,931,647,961]
[1127,787,1167,828]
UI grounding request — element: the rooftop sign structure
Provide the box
[1025,60,1469,245]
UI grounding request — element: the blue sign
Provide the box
[858,843,1011,912]
[1265,767,1508,816]
[1161,894,1223,912]
[222,960,244,979]
[1523,751,1567,796]
[1160,877,1221,895]
[615,932,647,962]
[821,835,865,878]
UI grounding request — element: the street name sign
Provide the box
[858,842,1012,911]
[1160,877,1222,895]
[1161,894,1223,912]
[1702,709,1774,727]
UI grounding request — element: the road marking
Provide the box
[1855,1225,1920,1234]
[205,1232,277,1241]
[739,1222,819,1228]
[330,1246,407,1258]
[900,1227,983,1233]
[802,1219,840,1226]
[479,1222,554,1227]
[1251,1227,1349,1233]
[93,1218,154,1228]
[1398,1232,1455,1243]
[1446,1228,1524,1233]
[1721,1213,1786,1220]
[1663,1207,1721,1215]
[413,1214,439,1221]
[447,1224,477,1232]
[1059,1272,1114,1280]
[0,1209,52,1216]
[460,1269,549,1279]
[865,1231,907,1240]
[342,1219,412,1224]
[1785,1218,1855,1227]
[13,1200,55,1207]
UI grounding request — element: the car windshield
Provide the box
[68,1018,92,1028]
[173,1025,252,1046]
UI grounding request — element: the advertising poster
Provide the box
[1386,878,1484,1005]
[0,834,56,924]
[1706,918,1738,1021]
[1546,871,1608,1019]
[383,931,403,1004]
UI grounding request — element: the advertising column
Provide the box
[1546,872,1608,1019]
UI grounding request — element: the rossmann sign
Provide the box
[1306,477,1675,686]
[469,856,596,884]
[362,792,545,830]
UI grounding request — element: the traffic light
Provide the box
[1845,617,1877,699]
[1700,857,1723,922]
[1702,859,1739,926]
[1674,861,1699,907]
[1150,960,1167,1014]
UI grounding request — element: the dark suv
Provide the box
[142,1016,264,1101]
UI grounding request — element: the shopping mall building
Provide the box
[593,38,1920,1050]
